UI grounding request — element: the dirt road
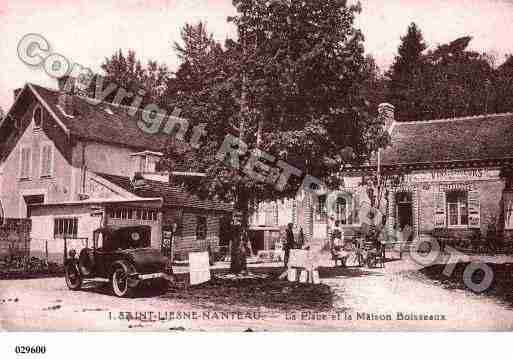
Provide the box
[1,255,513,331]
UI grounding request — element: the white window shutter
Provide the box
[44,145,52,176]
[468,191,481,228]
[20,147,31,178]
[41,146,48,176]
[434,192,446,228]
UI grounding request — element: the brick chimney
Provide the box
[58,93,75,116]
[58,76,75,93]
[57,76,75,116]
[378,103,395,134]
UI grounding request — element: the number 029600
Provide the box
[14,345,46,354]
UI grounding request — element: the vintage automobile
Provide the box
[64,225,173,297]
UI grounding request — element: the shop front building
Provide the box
[349,109,513,244]
[252,107,513,247]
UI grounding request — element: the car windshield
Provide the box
[103,227,151,251]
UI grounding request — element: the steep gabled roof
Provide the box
[0,83,70,136]
[96,172,232,212]
[25,83,205,172]
[30,84,170,151]
[379,113,513,167]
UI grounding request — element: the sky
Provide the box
[1,0,513,112]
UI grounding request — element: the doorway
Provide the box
[249,230,265,254]
[395,192,413,231]
[24,194,44,217]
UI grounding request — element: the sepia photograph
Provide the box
[2,1,513,346]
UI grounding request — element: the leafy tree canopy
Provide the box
[386,23,513,121]
[101,49,171,107]
[167,1,388,206]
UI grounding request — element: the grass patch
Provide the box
[419,262,513,307]
[164,271,334,312]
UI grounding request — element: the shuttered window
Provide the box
[434,192,447,228]
[435,190,480,228]
[446,191,469,227]
[19,147,31,179]
[467,191,481,228]
[40,144,53,177]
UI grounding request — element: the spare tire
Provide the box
[78,248,94,277]
[111,260,136,298]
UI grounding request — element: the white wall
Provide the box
[74,140,139,178]
[30,205,103,263]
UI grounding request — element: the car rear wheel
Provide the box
[111,263,134,298]
[65,263,82,290]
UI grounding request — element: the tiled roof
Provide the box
[379,113,513,166]
[96,172,232,212]
[31,84,169,151]
[30,84,203,172]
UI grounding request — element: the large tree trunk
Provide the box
[230,187,249,274]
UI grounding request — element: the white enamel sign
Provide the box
[189,251,211,285]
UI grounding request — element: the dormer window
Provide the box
[33,106,43,129]
[130,151,163,174]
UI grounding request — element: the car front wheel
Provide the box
[65,262,82,290]
[111,262,134,298]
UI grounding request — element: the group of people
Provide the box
[282,221,350,268]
